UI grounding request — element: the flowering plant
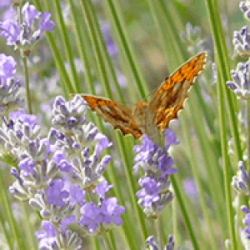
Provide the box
[2,1,250,250]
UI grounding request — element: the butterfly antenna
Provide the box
[141,77,167,102]
[141,86,157,102]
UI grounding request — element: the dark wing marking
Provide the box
[81,95,142,139]
[149,52,207,130]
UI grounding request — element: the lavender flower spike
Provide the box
[78,182,125,235]
[180,22,204,54]
[146,235,179,250]
[241,205,250,249]
[52,95,87,135]
[0,2,54,55]
[232,161,250,196]
[134,129,178,218]
[226,61,250,100]
[240,1,250,21]
[35,221,82,250]
[0,54,24,116]
[233,26,250,57]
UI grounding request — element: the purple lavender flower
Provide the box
[183,178,198,197]
[79,202,103,233]
[0,0,10,8]
[22,2,41,27]
[241,205,250,248]
[93,181,113,200]
[134,129,178,217]
[146,235,179,250]
[35,221,58,249]
[39,13,54,33]
[18,157,36,176]
[227,61,250,100]
[0,53,16,77]
[70,184,86,206]
[233,26,250,57]
[59,215,75,233]
[146,235,159,250]
[166,235,176,250]
[4,109,83,249]
[180,22,205,54]
[50,95,113,189]
[5,95,122,248]
[100,197,124,226]
[35,220,82,250]
[51,95,87,135]
[133,129,178,174]
[0,2,54,54]
[136,177,160,207]
[232,161,250,196]
[240,1,250,21]
[100,21,117,57]
[0,1,16,22]
[0,19,20,45]
[52,151,72,172]
[0,54,23,116]
[45,179,69,207]
[79,182,125,234]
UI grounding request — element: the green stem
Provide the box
[32,0,75,95]
[67,0,94,94]
[92,237,100,250]
[172,199,178,247]
[155,219,163,250]
[247,99,250,171]
[170,175,200,250]
[116,132,148,241]
[101,228,113,250]
[22,57,32,114]
[87,0,126,105]
[53,0,80,93]
[0,170,26,250]
[22,203,37,250]
[18,1,31,114]
[0,206,12,250]
[80,0,113,99]
[216,69,237,250]
[104,0,149,99]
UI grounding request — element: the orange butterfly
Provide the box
[80,52,206,143]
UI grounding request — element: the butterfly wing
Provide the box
[81,95,142,139]
[149,52,207,131]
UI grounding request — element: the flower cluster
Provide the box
[232,161,250,196]
[146,235,180,250]
[227,61,250,100]
[241,205,250,249]
[133,129,179,218]
[180,22,205,54]
[233,26,250,57]
[227,1,250,98]
[0,2,54,55]
[0,95,124,249]
[240,1,250,21]
[228,2,250,249]
[0,53,23,117]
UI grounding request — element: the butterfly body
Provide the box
[79,52,207,143]
[132,101,160,143]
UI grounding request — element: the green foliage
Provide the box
[0,0,248,249]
